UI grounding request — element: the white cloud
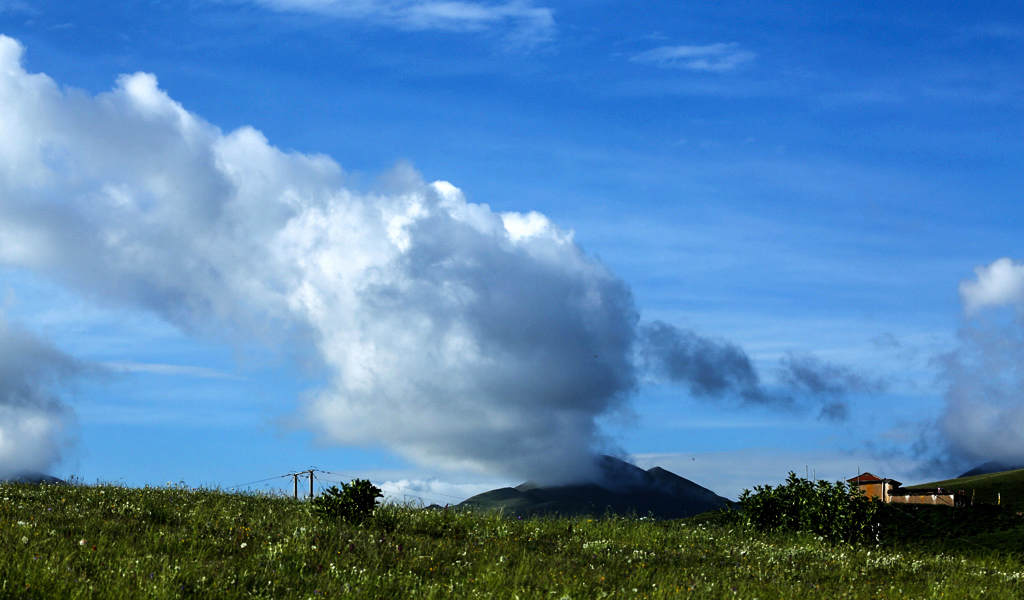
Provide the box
[632,42,756,72]
[958,257,1024,315]
[377,478,498,505]
[244,0,555,45]
[0,34,632,483]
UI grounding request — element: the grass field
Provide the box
[4,480,1024,599]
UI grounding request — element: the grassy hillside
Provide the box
[906,468,1024,513]
[4,481,1024,599]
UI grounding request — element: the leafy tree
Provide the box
[311,479,383,522]
[735,471,878,544]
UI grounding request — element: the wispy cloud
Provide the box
[632,42,755,72]
[243,0,555,46]
[968,23,1024,42]
[103,362,244,380]
[0,1,31,15]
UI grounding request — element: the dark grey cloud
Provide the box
[777,352,886,421]
[638,320,768,403]
[639,321,884,421]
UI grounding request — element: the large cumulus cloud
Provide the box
[0,35,634,482]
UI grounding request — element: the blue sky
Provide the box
[2,1,1024,502]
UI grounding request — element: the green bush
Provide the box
[310,478,383,522]
[735,471,878,544]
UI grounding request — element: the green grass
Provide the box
[906,469,1024,513]
[874,503,1024,554]
[4,481,1024,598]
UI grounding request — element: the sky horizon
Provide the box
[2,1,1024,503]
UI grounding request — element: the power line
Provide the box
[228,475,291,490]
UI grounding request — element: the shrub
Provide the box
[310,479,383,522]
[735,471,878,544]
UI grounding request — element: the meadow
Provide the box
[3,480,1024,599]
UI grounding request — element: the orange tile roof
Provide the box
[847,472,901,487]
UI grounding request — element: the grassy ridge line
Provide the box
[4,482,1024,599]
[906,469,1024,513]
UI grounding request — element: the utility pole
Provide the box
[289,470,317,500]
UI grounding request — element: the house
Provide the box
[847,473,901,503]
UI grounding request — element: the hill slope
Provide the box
[906,469,1024,513]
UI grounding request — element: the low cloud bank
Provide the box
[0,317,81,478]
[932,258,1024,468]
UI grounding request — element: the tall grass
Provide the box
[3,481,1023,598]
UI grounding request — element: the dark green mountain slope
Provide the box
[959,461,1024,478]
[458,456,731,519]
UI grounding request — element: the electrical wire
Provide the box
[228,475,291,490]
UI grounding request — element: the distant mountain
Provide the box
[1,471,66,485]
[958,461,1024,478]
[457,455,731,519]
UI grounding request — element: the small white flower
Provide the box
[240,542,247,549]
[21,536,28,544]
[79,539,87,546]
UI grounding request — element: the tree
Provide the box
[736,472,878,544]
[310,479,383,522]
